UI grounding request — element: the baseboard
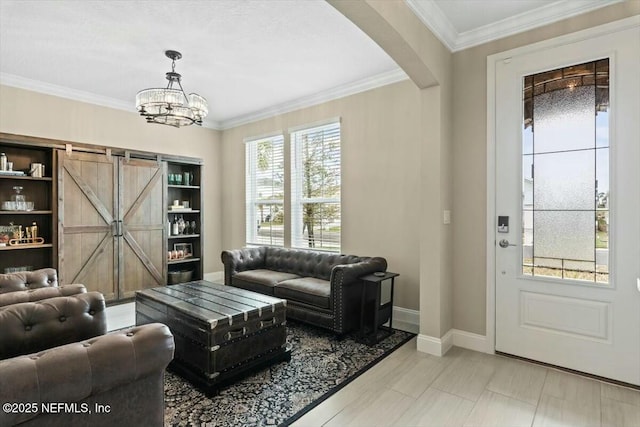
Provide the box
[392,306,419,333]
[203,271,224,282]
[416,329,488,356]
[417,330,453,356]
[451,328,489,353]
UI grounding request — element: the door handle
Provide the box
[499,239,517,248]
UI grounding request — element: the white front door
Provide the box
[493,23,640,384]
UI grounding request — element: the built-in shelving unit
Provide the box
[1,132,205,292]
[166,162,203,284]
[0,142,56,273]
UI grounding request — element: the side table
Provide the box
[358,271,399,345]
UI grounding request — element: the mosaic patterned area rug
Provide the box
[164,321,414,427]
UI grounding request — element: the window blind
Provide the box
[290,122,341,251]
[245,135,285,246]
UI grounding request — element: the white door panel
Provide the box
[494,26,640,384]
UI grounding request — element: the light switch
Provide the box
[443,210,451,224]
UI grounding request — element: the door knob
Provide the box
[499,239,516,248]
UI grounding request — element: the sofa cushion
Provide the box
[233,269,301,295]
[275,277,331,309]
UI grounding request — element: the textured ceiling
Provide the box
[0,0,401,128]
[0,0,621,129]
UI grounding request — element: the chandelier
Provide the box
[135,50,208,128]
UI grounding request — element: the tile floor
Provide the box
[105,305,640,426]
[292,337,640,427]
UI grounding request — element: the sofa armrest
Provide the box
[329,257,387,334]
[221,247,266,285]
[0,284,87,308]
[330,257,388,287]
[0,292,107,360]
[0,323,174,426]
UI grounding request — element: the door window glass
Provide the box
[522,59,609,283]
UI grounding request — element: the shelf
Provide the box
[167,210,200,214]
[168,234,200,239]
[0,243,53,251]
[168,257,201,265]
[0,210,52,215]
[168,185,200,189]
[0,175,52,181]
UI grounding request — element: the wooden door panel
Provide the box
[119,159,166,298]
[63,232,115,300]
[58,152,117,300]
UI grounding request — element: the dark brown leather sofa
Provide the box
[0,323,174,427]
[0,268,86,307]
[0,268,106,359]
[0,269,175,426]
[221,247,387,335]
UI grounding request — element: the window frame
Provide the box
[290,121,341,252]
[245,134,285,247]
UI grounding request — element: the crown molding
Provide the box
[219,67,409,130]
[454,0,624,51]
[1,72,132,111]
[0,72,224,130]
[2,69,408,131]
[405,0,457,51]
[405,0,624,52]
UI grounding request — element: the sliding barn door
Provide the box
[58,151,118,300]
[59,153,167,301]
[118,158,166,298]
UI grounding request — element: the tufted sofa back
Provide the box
[0,292,107,360]
[0,268,58,293]
[264,247,364,281]
[0,323,174,427]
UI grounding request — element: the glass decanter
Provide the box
[12,186,26,211]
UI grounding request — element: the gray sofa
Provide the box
[221,247,387,335]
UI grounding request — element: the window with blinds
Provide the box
[245,135,285,246]
[291,122,341,251]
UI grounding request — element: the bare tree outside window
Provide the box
[292,123,341,251]
[246,135,284,246]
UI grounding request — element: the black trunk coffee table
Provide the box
[135,280,290,393]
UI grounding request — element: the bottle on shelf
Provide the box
[191,220,197,234]
[172,216,179,236]
[0,153,7,171]
[178,216,185,234]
